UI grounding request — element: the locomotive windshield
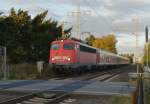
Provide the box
[51,44,60,50]
[63,43,75,50]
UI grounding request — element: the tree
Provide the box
[86,34,117,53]
[102,34,117,53]
[30,10,62,62]
[92,38,104,49]
[0,8,71,63]
[85,35,95,45]
[8,8,32,63]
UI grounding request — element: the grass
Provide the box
[112,96,132,104]
[0,63,53,80]
[147,96,150,104]
[9,63,38,79]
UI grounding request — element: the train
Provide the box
[49,38,129,74]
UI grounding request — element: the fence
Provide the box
[4,63,53,79]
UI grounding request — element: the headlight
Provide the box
[67,58,71,61]
[52,58,54,61]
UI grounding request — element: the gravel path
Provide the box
[110,65,136,82]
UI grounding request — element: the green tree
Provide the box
[8,8,32,63]
[30,10,62,62]
[0,8,71,63]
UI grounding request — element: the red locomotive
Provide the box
[49,39,129,73]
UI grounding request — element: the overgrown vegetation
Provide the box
[8,63,54,79]
[9,63,38,79]
[112,96,132,104]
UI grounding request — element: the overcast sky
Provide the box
[0,0,149,56]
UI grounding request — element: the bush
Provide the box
[5,63,54,79]
[9,63,38,79]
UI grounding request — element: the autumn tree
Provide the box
[86,34,117,53]
[92,38,104,49]
[102,34,117,53]
[143,41,150,65]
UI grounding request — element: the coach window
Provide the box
[63,43,75,50]
[80,45,96,53]
[51,44,60,50]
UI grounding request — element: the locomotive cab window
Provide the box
[51,44,60,50]
[63,43,75,50]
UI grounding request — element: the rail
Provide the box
[0,66,127,104]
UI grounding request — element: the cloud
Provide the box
[116,32,145,56]
[0,0,149,54]
[52,0,150,36]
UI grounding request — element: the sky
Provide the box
[0,0,149,57]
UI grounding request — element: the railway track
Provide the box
[0,67,127,104]
[98,70,124,81]
[0,91,69,104]
[73,68,125,81]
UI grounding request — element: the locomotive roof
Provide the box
[51,39,97,49]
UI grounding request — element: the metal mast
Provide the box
[68,4,91,40]
[132,17,140,73]
[69,5,81,39]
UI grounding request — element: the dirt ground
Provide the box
[110,64,137,82]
